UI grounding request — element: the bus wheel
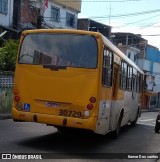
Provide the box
[112,115,122,138]
[130,110,139,127]
[155,125,159,133]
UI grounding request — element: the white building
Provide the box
[0,0,14,27]
[42,0,81,29]
[126,46,140,65]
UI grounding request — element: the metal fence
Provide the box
[0,71,14,113]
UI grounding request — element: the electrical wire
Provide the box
[89,9,160,19]
[59,0,143,2]
[113,13,160,28]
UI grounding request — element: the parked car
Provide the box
[155,111,160,133]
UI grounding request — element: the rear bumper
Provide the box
[12,107,97,131]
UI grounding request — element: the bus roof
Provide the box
[101,35,144,75]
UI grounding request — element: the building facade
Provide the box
[0,0,81,43]
[78,18,111,39]
[43,0,81,29]
[144,45,160,108]
[112,32,160,109]
[0,0,13,27]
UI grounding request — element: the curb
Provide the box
[142,109,160,113]
[0,114,12,120]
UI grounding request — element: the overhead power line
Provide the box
[113,13,160,28]
[59,0,143,2]
[90,9,160,19]
[135,21,160,31]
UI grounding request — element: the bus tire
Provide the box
[130,109,139,127]
[155,125,159,133]
[112,112,123,138]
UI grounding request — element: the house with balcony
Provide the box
[0,0,81,44]
[43,0,81,29]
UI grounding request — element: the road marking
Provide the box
[137,122,155,127]
[138,119,155,122]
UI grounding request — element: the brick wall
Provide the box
[20,0,39,25]
[77,19,89,30]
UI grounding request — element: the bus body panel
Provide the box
[13,65,100,121]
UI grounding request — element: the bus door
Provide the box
[130,74,138,118]
[110,63,119,130]
[132,74,136,100]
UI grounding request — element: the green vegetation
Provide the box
[0,39,19,71]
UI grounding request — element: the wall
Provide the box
[53,0,81,12]
[20,0,39,25]
[153,75,160,92]
[146,45,160,62]
[153,62,160,74]
[137,59,150,72]
[44,1,78,29]
[145,45,160,74]
[126,46,140,64]
[0,0,14,27]
[0,72,14,113]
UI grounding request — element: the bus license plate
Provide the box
[59,109,82,118]
[45,102,60,108]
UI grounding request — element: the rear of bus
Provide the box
[12,29,102,132]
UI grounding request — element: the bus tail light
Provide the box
[14,89,19,95]
[89,97,96,103]
[15,96,20,102]
[87,103,93,110]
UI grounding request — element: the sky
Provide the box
[78,0,160,49]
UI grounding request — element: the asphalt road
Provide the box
[0,112,159,162]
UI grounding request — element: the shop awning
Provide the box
[144,91,158,96]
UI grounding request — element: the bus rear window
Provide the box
[19,33,98,69]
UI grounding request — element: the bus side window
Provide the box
[119,60,127,90]
[126,65,133,91]
[137,73,143,92]
[136,72,141,92]
[102,48,113,87]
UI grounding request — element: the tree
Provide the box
[0,39,19,71]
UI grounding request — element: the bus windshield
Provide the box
[19,33,98,69]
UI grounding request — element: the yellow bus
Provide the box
[12,29,144,137]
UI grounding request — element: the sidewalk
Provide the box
[0,112,12,120]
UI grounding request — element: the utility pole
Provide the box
[109,3,111,25]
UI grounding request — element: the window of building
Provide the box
[102,48,113,87]
[136,72,140,92]
[0,0,8,14]
[66,12,75,27]
[119,60,127,90]
[134,54,138,62]
[128,52,131,59]
[51,6,60,22]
